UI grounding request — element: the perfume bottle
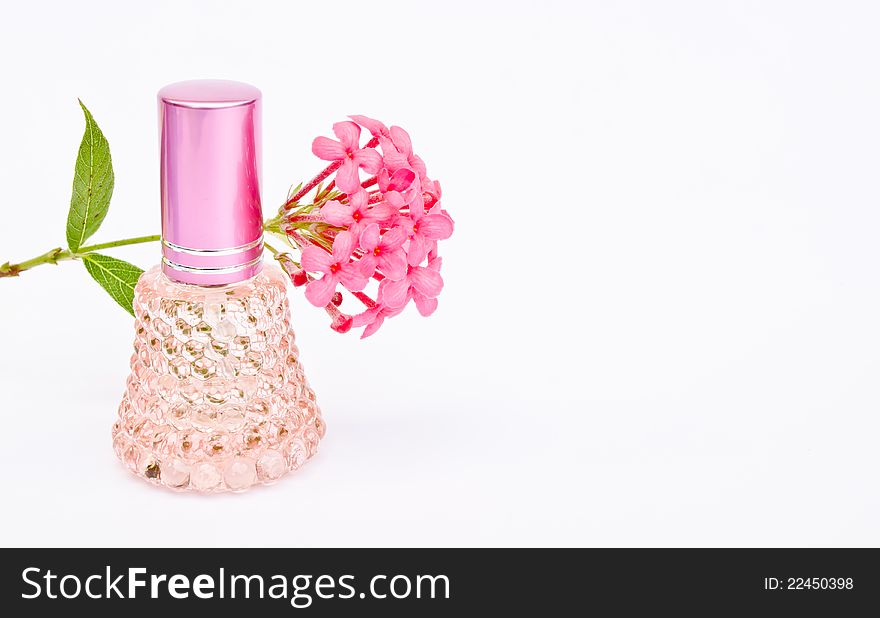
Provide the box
[111,80,325,492]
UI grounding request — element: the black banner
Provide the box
[0,548,876,614]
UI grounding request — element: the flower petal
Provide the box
[365,202,395,223]
[380,226,406,250]
[300,245,334,273]
[337,263,369,291]
[348,188,368,210]
[384,303,407,318]
[351,306,380,328]
[304,274,337,307]
[418,213,454,240]
[361,314,385,338]
[404,184,426,220]
[347,221,364,239]
[349,115,389,138]
[380,277,410,308]
[409,266,443,298]
[377,168,391,192]
[353,148,383,174]
[390,125,413,156]
[382,149,410,173]
[320,200,353,226]
[311,136,346,161]
[379,136,398,155]
[413,292,438,317]
[383,191,406,210]
[422,178,442,201]
[407,233,428,266]
[334,160,361,194]
[332,121,361,151]
[409,154,427,179]
[332,230,355,262]
[387,167,415,192]
[378,250,407,281]
[424,239,438,260]
[359,223,380,250]
[357,253,378,278]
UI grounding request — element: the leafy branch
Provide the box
[0,102,147,315]
[0,103,290,315]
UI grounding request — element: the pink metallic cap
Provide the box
[158,80,264,285]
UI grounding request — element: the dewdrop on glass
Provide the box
[112,81,325,493]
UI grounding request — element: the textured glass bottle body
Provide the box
[111,264,325,492]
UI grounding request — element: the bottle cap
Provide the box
[158,80,263,285]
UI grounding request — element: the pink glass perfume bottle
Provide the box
[111,80,325,492]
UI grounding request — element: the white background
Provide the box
[0,0,878,547]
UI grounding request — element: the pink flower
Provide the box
[400,204,454,266]
[349,115,390,140]
[320,189,394,236]
[381,126,427,179]
[358,223,407,281]
[312,121,383,192]
[377,167,416,194]
[296,116,453,336]
[352,303,405,339]
[411,256,443,316]
[301,231,371,307]
[379,258,444,310]
[379,189,412,226]
[421,178,442,207]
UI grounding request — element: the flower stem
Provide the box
[0,234,161,278]
[352,290,377,309]
[287,214,325,224]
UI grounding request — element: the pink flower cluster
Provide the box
[282,116,453,337]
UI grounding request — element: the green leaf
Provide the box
[81,253,143,316]
[66,100,114,252]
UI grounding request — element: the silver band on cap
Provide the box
[161,253,264,275]
[162,235,264,256]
